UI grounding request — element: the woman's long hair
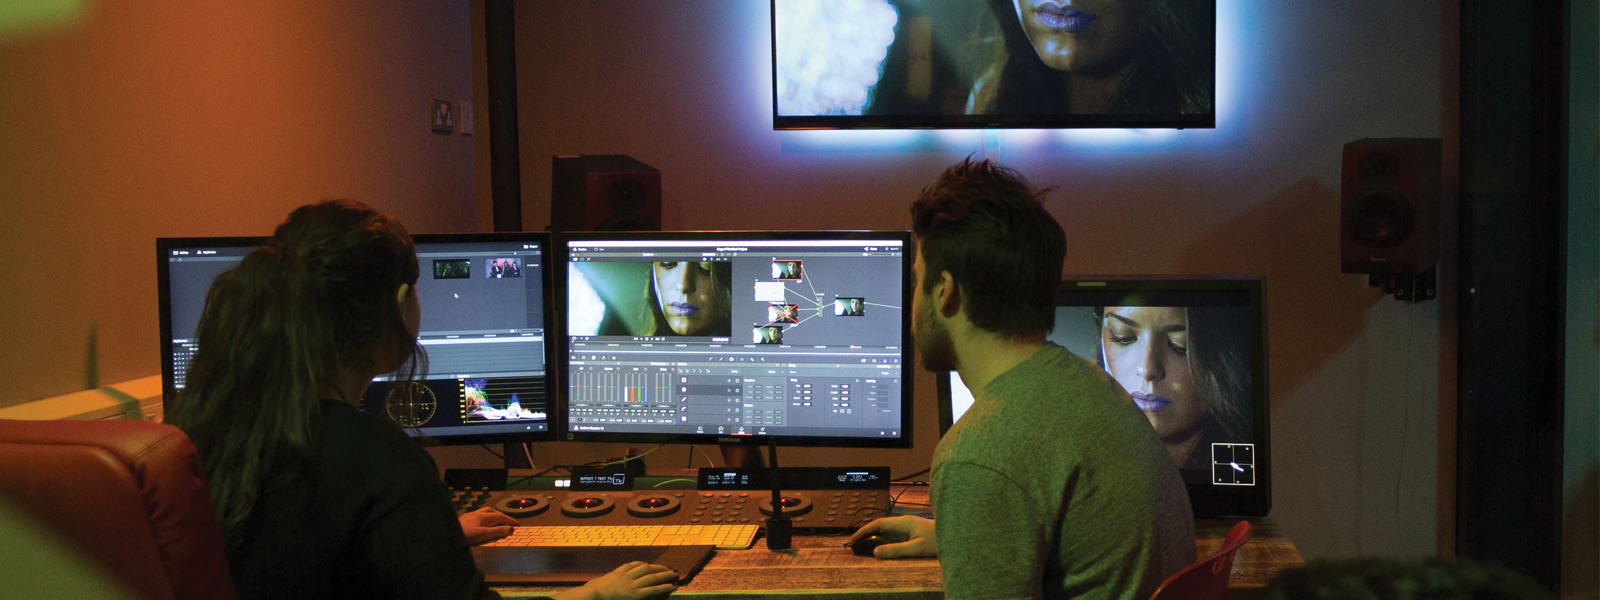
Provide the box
[1184,306,1251,454]
[978,0,1213,116]
[165,200,420,551]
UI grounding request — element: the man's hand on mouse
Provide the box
[849,515,938,559]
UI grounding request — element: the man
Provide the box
[851,158,1195,599]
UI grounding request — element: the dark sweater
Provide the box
[931,344,1196,599]
[227,400,493,600]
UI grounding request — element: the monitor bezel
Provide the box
[156,236,266,406]
[394,232,558,445]
[555,230,915,449]
[936,275,1270,518]
[156,232,559,445]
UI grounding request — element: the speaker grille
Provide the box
[1349,190,1414,248]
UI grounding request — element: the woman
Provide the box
[1096,304,1250,470]
[641,260,732,336]
[967,0,1212,116]
[166,200,676,599]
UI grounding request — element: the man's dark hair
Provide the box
[911,157,1065,338]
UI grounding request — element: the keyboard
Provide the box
[484,524,759,550]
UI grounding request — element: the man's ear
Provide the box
[935,270,961,317]
[396,283,412,308]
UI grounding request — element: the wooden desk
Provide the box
[1196,518,1305,593]
[497,486,1301,598]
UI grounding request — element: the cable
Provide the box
[530,464,571,478]
[595,442,666,467]
[891,468,930,482]
[520,442,537,471]
[695,445,718,469]
[478,444,505,461]
[886,480,916,512]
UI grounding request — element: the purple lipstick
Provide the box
[1131,391,1170,412]
[666,302,699,316]
[1036,4,1095,33]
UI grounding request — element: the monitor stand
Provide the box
[719,444,766,469]
[502,441,537,478]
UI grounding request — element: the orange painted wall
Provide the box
[0,1,479,406]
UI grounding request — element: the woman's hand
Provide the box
[456,506,517,545]
[849,515,938,559]
[554,561,678,600]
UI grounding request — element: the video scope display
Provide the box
[561,232,912,447]
[158,233,553,443]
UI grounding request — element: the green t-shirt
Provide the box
[931,343,1195,599]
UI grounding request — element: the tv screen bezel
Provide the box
[769,0,1217,131]
[935,275,1270,518]
[555,229,915,449]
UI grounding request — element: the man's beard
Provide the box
[915,298,957,373]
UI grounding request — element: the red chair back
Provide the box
[1149,520,1253,600]
[0,419,236,600]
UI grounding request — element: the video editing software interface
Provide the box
[563,234,910,444]
[159,234,552,442]
[941,278,1269,509]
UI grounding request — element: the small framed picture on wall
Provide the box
[430,99,455,133]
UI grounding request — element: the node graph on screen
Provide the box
[560,231,912,448]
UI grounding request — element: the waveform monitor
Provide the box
[157,232,554,444]
[560,231,912,448]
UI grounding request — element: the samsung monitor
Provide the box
[157,233,555,444]
[772,0,1216,130]
[936,276,1270,518]
[559,231,912,447]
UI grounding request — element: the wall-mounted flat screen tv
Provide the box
[772,0,1215,130]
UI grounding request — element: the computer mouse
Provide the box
[849,534,891,557]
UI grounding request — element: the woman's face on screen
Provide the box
[653,261,720,335]
[1100,306,1205,447]
[1011,0,1140,74]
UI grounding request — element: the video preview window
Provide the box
[569,250,903,348]
[416,253,541,334]
[1052,303,1254,475]
[773,0,1215,128]
[568,260,735,337]
[487,257,522,278]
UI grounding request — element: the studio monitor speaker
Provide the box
[551,154,662,231]
[1340,138,1441,275]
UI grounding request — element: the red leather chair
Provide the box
[1149,520,1253,600]
[0,418,235,599]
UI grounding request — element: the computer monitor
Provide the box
[157,233,555,444]
[559,231,912,448]
[936,276,1271,518]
